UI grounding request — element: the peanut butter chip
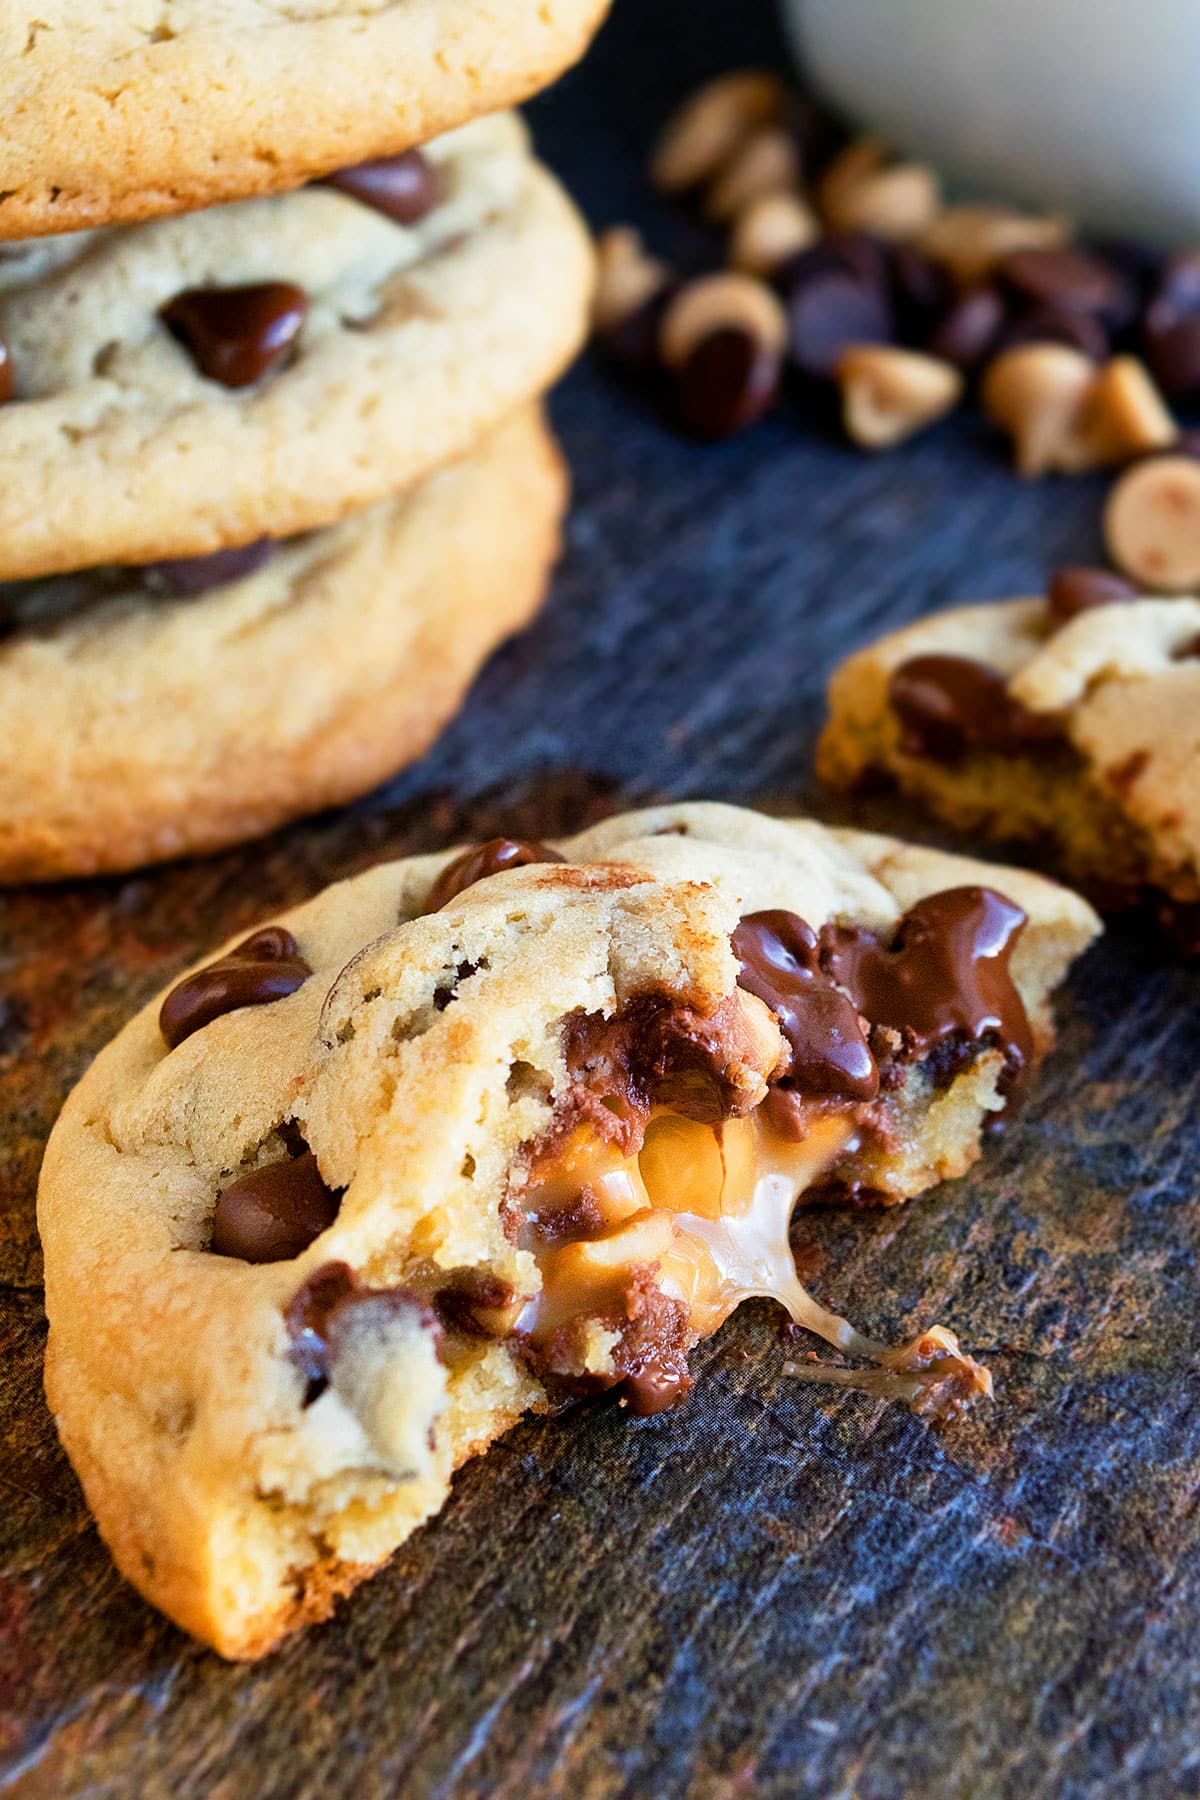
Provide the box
[650,71,785,194]
[728,192,818,277]
[980,343,1097,477]
[1104,454,1200,592]
[659,272,787,368]
[836,345,962,449]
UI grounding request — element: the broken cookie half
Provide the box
[819,593,1200,949]
[38,803,1099,1657]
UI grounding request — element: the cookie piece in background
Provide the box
[818,593,1200,947]
[0,407,566,879]
[0,114,593,578]
[38,803,1098,1656]
[0,0,612,238]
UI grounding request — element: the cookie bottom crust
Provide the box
[0,406,566,880]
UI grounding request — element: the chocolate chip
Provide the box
[999,246,1135,327]
[161,283,308,388]
[927,285,1006,369]
[1143,307,1200,401]
[673,325,781,439]
[285,1261,438,1402]
[785,92,849,181]
[425,837,565,912]
[159,925,312,1049]
[733,910,879,1101]
[598,284,678,376]
[211,1149,340,1264]
[135,539,275,599]
[888,655,1059,762]
[324,150,441,225]
[0,334,11,404]
[1046,564,1138,626]
[887,243,951,341]
[997,301,1110,361]
[781,237,893,379]
[820,886,1033,1095]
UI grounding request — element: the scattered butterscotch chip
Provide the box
[836,345,963,449]
[1104,453,1200,592]
[659,271,787,369]
[919,205,1069,288]
[650,71,785,194]
[819,138,941,242]
[706,125,800,222]
[980,343,1097,476]
[592,226,673,337]
[728,191,819,276]
[1069,356,1177,469]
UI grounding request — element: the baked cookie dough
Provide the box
[0,113,593,579]
[39,802,1099,1656]
[0,406,565,879]
[0,0,611,238]
[818,593,1200,944]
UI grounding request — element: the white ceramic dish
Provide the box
[786,0,1200,242]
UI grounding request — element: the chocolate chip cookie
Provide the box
[39,802,1098,1656]
[0,114,593,578]
[0,0,611,239]
[0,407,566,879]
[818,592,1200,945]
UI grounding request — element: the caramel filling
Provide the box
[513,1105,989,1420]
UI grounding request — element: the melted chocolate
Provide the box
[562,990,778,1141]
[325,150,441,225]
[161,283,308,388]
[136,538,274,599]
[159,925,312,1049]
[733,910,878,1101]
[211,1149,340,1263]
[425,837,565,911]
[888,655,1058,763]
[820,886,1033,1090]
[285,1261,438,1403]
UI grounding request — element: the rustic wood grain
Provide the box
[2,3,1199,1794]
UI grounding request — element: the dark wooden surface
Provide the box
[3,4,1200,1794]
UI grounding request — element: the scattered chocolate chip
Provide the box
[285,1261,439,1404]
[161,283,308,388]
[785,92,849,181]
[927,285,1007,370]
[820,886,1033,1094]
[324,149,441,225]
[1046,564,1138,625]
[159,925,312,1049]
[673,325,781,439]
[425,837,565,912]
[135,538,275,599]
[997,301,1110,361]
[888,655,1059,762]
[1090,236,1167,300]
[999,246,1135,328]
[0,334,11,404]
[598,284,678,376]
[887,243,951,341]
[733,910,879,1101]
[780,237,893,379]
[211,1149,340,1263]
[1143,307,1200,401]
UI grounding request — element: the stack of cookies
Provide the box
[0,0,609,881]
